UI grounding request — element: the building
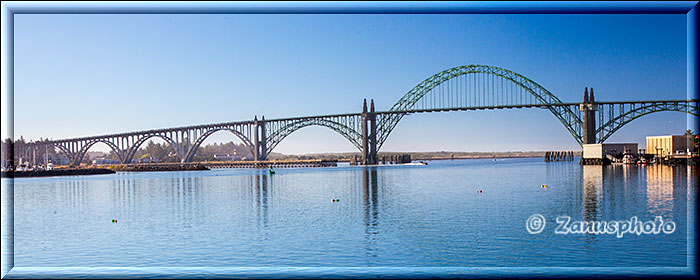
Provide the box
[646,135,692,156]
[93,157,121,165]
[582,143,638,159]
[213,153,243,161]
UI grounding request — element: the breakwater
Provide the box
[111,163,210,172]
[1,168,115,178]
[106,159,338,172]
[204,159,337,169]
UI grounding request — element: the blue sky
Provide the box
[10,13,693,154]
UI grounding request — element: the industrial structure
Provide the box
[646,135,693,157]
[582,143,639,164]
[12,64,698,166]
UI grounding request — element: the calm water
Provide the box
[2,158,696,274]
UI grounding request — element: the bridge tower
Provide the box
[253,115,259,161]
[362,99,368,164]
[259,115,267,161]
[252,115,268,161]
[580,87,598,144]
[369,99,377,164]
[361,99,378,165]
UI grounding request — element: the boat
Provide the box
[403,161,428,166]
[621,153,635,164]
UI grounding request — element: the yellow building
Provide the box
[646,135,692,156]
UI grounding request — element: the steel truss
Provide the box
[17,65,698,165]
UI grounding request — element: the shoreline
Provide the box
[4,155,695,178]
[1,168,115,178]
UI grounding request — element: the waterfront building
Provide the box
[582,143,638,159]
[645,135,692,157]
[213,153,243,161]
[92,158,121,165]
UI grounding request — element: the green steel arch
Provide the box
[265,118,362,156]
[376,64,584,148]
[596,101,698,143]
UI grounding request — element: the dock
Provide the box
[104,159,338,172]
[1,168,116,178]
[203,159,337,169]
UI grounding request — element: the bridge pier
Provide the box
[260,116,267,160]
[361,99,378,165]
[253,116,268,161]
[253,116,259,161]
[362,99,368,164]
[369,100,378,164]
[580,87,598,144]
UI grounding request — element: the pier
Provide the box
[203,159,337,169]
[1,168,115,178]
[544,151,575,162]
[105,159,337,171]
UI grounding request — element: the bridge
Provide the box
[17,65,698,166]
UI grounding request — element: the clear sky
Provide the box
[9,13,694,154]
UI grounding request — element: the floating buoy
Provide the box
[111,219,117,223]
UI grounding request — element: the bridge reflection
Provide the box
[580,164,690,223]
[362,167,380,258]
[252,172,270,229]
[31,162,692,261]
[582,165,603,222]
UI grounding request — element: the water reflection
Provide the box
[167,176,204,228]
[580,164,689,221]
[112,178,135,219]
[253,171,270,229]
[362,168,380,259]
[53,180,89,214]
[1,179,14,276]
[9,159,693,268]
[582,165,603,222]
[645,165,675,216]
